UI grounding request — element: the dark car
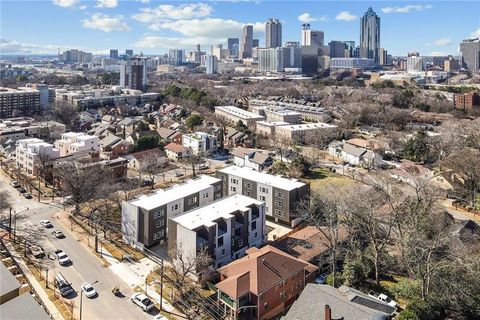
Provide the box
[18,187,27,194]
[141,180,154,187]
[23,193,33,199]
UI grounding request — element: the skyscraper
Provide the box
[265,18,282,48]
[169,49,185,66]
[125,49,133,56]
[110,49,118,60]
[253,39,260,48]
[240,25,253,59]
[379,48,388,66]
[360,7,381,65]
[343,41,355,57]
[301,24,324,47]
[227,38,239,57]
[120,58,147,91]
[258,48,284,73]
[329,41,347,58]
[460,38,480,72]
[205,55,218,74]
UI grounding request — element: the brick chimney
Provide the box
[325,304,331,320]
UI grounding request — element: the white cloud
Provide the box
[132,3,213,23]
[336,11,357,21]
[433,38,452,46]
[82,13,131,32]
[137,0,150,3]
[0,38,69,54]
[134,36,212,50]
[147,18,264,41]
[96,0,118,9]
[52,0,78,8]
[428,51,450,56]
[79,5,87,10]
[381,4,432,14]
[470,28,480,39]
[298,13,316,23]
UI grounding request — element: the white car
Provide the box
[369,291,397,308]
[81,282,97,298]
[131,293,154,312]
[54,249,71,266]
[11,181,20,188]
[40,220,53,228]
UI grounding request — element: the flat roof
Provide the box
[278,122,337,131]
[130,175,221,210]
[1,263,21,296]
[218,165,306,191]
[214,106,266,120]
[173,194,263,230]
[0,293,51,320]
[256,121,290,127]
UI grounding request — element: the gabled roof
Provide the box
[129,148,165,162]
[216,245,317,299]
[165,142,188,153]
[342,143,367,158]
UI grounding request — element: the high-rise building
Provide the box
[211,44,223,59]
[227,38,239,57]
[240,25,253,59]
[301,24,324,47]
[258,48,284,73]
[120,58,147,91]
[169,49,185,66]
[253,39,260,48]
[460,38,480,72]
[379,48,388,65]
[301,46,319,76]
[110,49,119,60]
[343,41,355,57]
[0,87,41,118]
[58,49,92,63]
[329,41,347,58]
[283,46,302,69]
[407,53,425,72]
[125,49,133,56]
[205,55,218,74]
[360,7,381,65]
[444,55,460,72]
[265,18,282,48]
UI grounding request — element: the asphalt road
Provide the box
[1,176,155,320]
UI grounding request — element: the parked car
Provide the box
[40,220,53,228]
[225,159,233,164]
[52,230,65,239]
[142,180,154,187]
[54,249,71,266]
[11,181,20,188]
[54,273,73,297]
[23,193,32,199]
[315,273,328,284]
[174,171,184,177]
[368,291,397,308]
[18,187,27,194]
[131,293,154,312]
[29,245,45,258]
[81,282,97,298]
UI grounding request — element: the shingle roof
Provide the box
[216,245,317,299]
[165,142,188,153]
[342,143,367,158]
[129,148,165,161]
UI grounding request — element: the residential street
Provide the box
[1,175,156,320]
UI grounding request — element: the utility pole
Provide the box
[160,260,164,311]
[79,290,83,320]
[8,207,12,238]
[45,268,49,289]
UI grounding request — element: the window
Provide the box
[231,178,238,184]
[254,232,258,238]
[238,239,243,247]
[156,220,164,228]
[172,204,179,211]
[215,193,222,200]
[187,197,198,205]
[221,249,225,255]
[230,186,237,192]
[282,279,287,287]
[153,209,164,220]
[280,290,287,300]
[203,193,209,199]
[251,221,257,230]
[259,195,266,201]
[276,191,284,198]
[264,302,268,310]
[276,209,285,218]
[218,236,224,247]
[276,200,283,207]
[153,230,164,240]
[245,183,252,190]
[214,184,221,192]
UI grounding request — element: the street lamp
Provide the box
[79,280,98,320]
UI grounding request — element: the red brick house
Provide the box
[215,245,318,320]
[454,92,480,110]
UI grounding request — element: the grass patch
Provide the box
[302,168,358,191]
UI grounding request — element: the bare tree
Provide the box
[0,187,11,215]
[180,153,206,177]
[55,162,110,215]
[50,101,78,130]
[36,152,54,186]
[139,153,167,189]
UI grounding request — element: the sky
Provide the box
[1,0,479,56]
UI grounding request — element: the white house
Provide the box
[231,147,273,171]
[54,132,100,157]
[182,132,217,155]
[15,138,60,175]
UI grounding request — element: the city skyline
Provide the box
[1,1,479,56]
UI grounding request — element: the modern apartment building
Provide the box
[460,38,480,72]
[227,38,239,57]
[240,25,254,59]
[0,87,41,118]
[205,55,218,74]
[54,132,100,157]
[360,7,381,65]
[15,138,60,175]
[216,166,309,227]
[301,24,324,47]
[454,92,480,109]
[122,175,223,248]
[258,48,284,73]
[168,194,266,268]
[329,58,375,71]
[275,122,338,144]
[120,59,147,91]
[265,18,282,48]
[182,131,218,155]
[214,106,266,127]
[407,54,425,72]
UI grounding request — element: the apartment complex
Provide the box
[216,245,317,320]
[168,194,266,268]
[214,106,266,127]
[460,38,480,72]
[0,87,41,118]
[15,138,60,175]
[120,59,147,91]
[275,122,338,143]
[453,92,480,109]
[0,118,65,144]
[122,175,223,248]
[54,132,100,157]
[182,132,218,155]
[216,166,309,227]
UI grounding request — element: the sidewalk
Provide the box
[3,240,64,320]
[442,199,480,222]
